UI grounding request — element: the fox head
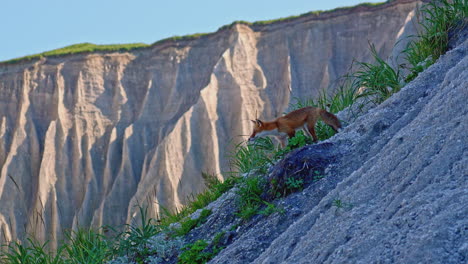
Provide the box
[248,119,264,141]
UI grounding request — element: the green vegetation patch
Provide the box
[177,231,226,264]
[2,42,149,64]
[174,209,212,237]
[159,173,239,228]
[178,239,215,264]
[404,0,467,82]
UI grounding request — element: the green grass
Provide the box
[332,199,353,211]
[254,2,386,25]
[159,173,239,228]
[229,137,277,176]
[2,42,149,64]
[404,0,467,81]
[219,1,386,29]
[349,0,467,102]
[177,231,226,264]
[1,238,66,264]
[236,176,265,220]
[113,206,161,260]
[0,229,111,264]
[352,43,403,103]
[174,209,212,237]
[152,33,211,46]
[63,229,111,264]
[178,240,212,264]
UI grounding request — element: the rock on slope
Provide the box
[0,0,420,245]
[209,27,468,263]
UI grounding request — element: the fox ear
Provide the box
[256,119,263,127]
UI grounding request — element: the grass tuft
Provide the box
[178,240,212,264]
[229,137,277,176]
[236,176,265,220]
[352,43,403,103]
[174,209,212,237]
[159,173,239,228]
[63,229,111,264]
[404,0,467,81]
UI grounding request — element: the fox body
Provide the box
[249,107,342,147]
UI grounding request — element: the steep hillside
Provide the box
[160,25,466,264]
[214,26,468,264]
[0,0,420,246]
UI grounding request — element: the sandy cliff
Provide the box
[0,0,420,245]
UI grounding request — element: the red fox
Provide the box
[249,107,342,147]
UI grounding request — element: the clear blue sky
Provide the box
[0,0,382,62]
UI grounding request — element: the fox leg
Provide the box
[307,119,318,142]
[307,123,318,142]
[274,130,295,148]
[302,125,313,139]
[287,130,296,139]
[277,135,288,148]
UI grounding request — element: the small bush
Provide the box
[259,202,284,216]
[1,239,67,264]
[229,137,277,175]
[178,240,212,264]
[236,176,265,220]
[174,209,212,237]
[63,229,111,264]
[112,207,161,262]
[404,0,467,81]
[285,177,304,191]
[353,43,403,103]
[159,173,239,228]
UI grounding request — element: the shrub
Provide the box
[229,137,277,175]
[159,173,239,228]
[236,176,265,220]
[1,239,67,264]
[174,209,212,237]
[404,0,467,81]
[178,240,212,264]
[63,229,111,264]
[352,43,403,103]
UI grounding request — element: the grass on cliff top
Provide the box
[251,1,386,26]
[1,1,388,65]
[218,1,387,30]
[3,42,150,64]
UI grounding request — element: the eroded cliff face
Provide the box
[0,0,420,245]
